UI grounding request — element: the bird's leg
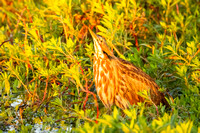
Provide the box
[121,109,126,118]
[149,96,159,116]
[106,107,112,115]
[155,105,159,116]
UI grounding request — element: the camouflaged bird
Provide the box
[89,29,169,109]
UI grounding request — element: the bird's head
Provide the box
[89,28,113,58]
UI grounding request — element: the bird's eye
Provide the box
[99,37,104,44]
[97,35,104,43]
[100,38,103,43]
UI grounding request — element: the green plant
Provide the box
[0,0,199,132]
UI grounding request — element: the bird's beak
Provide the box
[88,28,98,43]
[88,28,102,54]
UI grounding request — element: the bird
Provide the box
[89,28,169,109]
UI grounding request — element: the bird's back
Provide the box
[115,58,168,109]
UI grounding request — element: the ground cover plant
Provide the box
[0,0,199,132]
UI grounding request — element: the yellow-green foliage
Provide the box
[0,0,199,132]
[77,107,195,133]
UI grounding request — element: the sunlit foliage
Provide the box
[0,0,199,132]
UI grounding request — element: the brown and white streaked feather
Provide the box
[95,55,168,109]
[93,54,116,108]
[114,58,166,109]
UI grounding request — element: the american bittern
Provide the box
[89,29,169,109]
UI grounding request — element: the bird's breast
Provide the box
[93,55,115,108]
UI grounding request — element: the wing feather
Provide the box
[113,57,165,108]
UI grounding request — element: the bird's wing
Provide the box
[114,58,164,108]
